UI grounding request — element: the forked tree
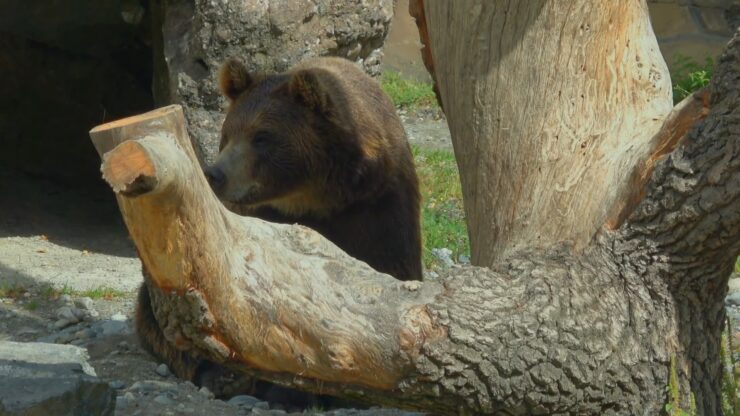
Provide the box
[88,1,738,414]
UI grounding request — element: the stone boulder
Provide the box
[0,341,115,415]
[152,0,394,166]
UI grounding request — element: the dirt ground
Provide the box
[0,115,450,415]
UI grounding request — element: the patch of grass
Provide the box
[24,300,39,311]
[720,329,739,416]
[0,283,28,299]
[413,146,470,269]
[37,284,125,301]
[380,71,437,109]
[665,356,698,416]
[671,55,713,104]
[76,287,126,300]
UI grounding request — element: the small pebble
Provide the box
[111,312,127,321]
[36,334,59,343]
[431,247,455,267]
[154,394,177,405]
[59,294,73,304]
[74,328,96,340]
[74,297,94,310]
[726,292,740,307]
[116,395,129,409]
[156,363,170,377]
[99,319,129,336]
[72,307,88,320]
[227,395,260,408]
[253,401,270,410]
[130,380,177,393]
[56,332,75,344]
[109,380,126,389]
[198,386,214,399]
[17,327,39,335]
[728,275,740,292]
[56,307,80,324]
[52,322,69,333]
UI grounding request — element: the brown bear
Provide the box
[208,56,422,280]
[135,56,422,399]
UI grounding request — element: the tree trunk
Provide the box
[88,7,740,416]
[418,0,675,266]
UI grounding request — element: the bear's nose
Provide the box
[205,166,226,191]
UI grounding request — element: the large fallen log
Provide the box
[89,106,449,404]
[88,14,740,414]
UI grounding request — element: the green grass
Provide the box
[665,356,697,416]
[1,283,126,301]
[75,287,126,300]
[380,71,437,108]
[413,146,470,269]
[720,330,739,416]
[671,55,713,104]
[23,300,39,311]
[0,283,28,299]
[42,284,127,300]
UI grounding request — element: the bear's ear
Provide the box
[285,69,335,117]
[219,58,253,101]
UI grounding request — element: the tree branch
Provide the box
[87,21,740,416]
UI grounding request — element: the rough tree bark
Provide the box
[88,4,739,416]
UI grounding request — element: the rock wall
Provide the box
[0,0,393,183]
[152,0,393,166]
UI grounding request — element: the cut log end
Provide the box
[88,105,186,157]
[89,105,182,136]
[101,140,158,196]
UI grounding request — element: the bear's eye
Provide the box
[252,131,272,149]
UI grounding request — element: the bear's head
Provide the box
[206,58,371,217]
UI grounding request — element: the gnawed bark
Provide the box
[88,4,739,413]
[419,0,674,266]
[606,86,711,229]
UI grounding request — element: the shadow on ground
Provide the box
[0,166,134,257]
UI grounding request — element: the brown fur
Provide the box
[135,57,422,399]
[211,56,422,280]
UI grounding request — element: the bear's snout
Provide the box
[205,166,227,191]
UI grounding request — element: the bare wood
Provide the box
[605,86,710,229]
[88,21,740,416]
[421,0,673,265]
[90,105,447,391]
